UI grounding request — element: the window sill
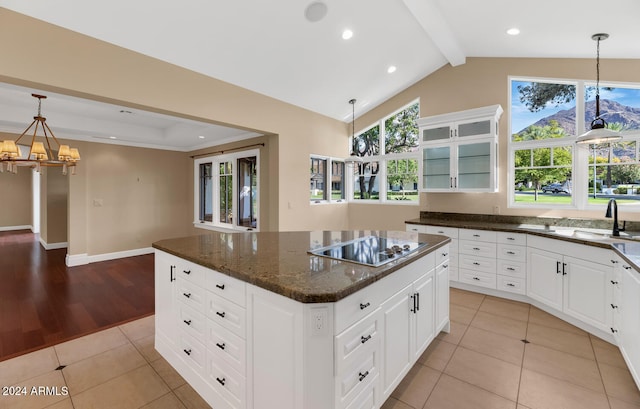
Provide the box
[193,222,254,232]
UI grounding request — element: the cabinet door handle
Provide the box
[216,311,226,318]
[410,294,416,313]
[183,292,191,298]
[358,371,369,382]
[216,377,226,386]
[611,280,619,285]
[416,292,420,311]
[611,304,618,309]
[359,302,371,310]
[183,319,192,326]
[216,284,225,290]
[183,348,192,356]
[361,335,372,344]
[183,270,191,275]
[562,263,567,276]
[450,177,453,188]
[556,261,561,274]
[454,177,457,188]
[216,342,226,350]
[170,265,176,282]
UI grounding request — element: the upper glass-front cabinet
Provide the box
[418,105,502,192]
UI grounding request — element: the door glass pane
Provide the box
[423,146,451,189]
[458,120,491,138]
[199,163,213,222]
[422,126,450,142]
[237,156,257,228]
[219,161,233,224]
[458,142,490,188]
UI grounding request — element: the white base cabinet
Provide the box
[155,249,449,409]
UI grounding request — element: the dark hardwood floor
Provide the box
[0,230,154,362]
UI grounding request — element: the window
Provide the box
[349,100,420,203]
[310,156,345,203]
[509,78,640,210]
[194,149,259,230]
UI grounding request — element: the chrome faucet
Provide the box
[605,199,624,237]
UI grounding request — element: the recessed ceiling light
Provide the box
[506,27,520,36]
[304,2,328,23]
[342,29,353,40]
[198,135,205,139]
[387,65,397,74]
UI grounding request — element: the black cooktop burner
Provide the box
[308,236,427,267]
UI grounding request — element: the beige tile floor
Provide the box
[1,289,639,409]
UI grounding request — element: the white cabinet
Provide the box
[458,228,497,289]
[496,232,527,294]
[406,224,458,281]
[618,259,640,385]
[155,250,177,349]
[381,268,435,398]
[418,105,502,192]
[526,236,614,333]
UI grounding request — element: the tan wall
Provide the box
[352,57,640,226]
[45,167,68,244]
[0,151,32,228]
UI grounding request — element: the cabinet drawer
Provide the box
[497,232,527,246]
[206,271,246,307]
[458,269,496,289]
[344,374,380,409]
[207,354,246,409]
[336,348,379,409]
[178,302,206,339]
[459,240,497,257]
[177,279,206,312]
[335,309,381,374]
[425,225,459,239]
[497,259,526,278]
[177,261,206,286]
[459,254,496,274]
[206,292,246,338]
[459,229,496,243]
[178,330,206,375]
[335,282,384,335]
[497,244,526,262]
[207,318,246,376]
[436,244,451,266]
[405,224,427,234]
[497,275,526,295]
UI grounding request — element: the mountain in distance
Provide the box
[521,99,640,135]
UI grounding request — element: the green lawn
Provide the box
[515,193,639,205]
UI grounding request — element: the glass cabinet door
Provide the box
[422,146,451,189]
[457,119,492,138]
[457,142,491,189]
[422,125,451,142]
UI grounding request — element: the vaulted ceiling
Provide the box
[1,0,639,150]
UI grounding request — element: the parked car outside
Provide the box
[541,181,571,194]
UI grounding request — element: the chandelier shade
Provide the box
[0,93,81,174]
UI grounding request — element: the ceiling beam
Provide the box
[402,0,466,67]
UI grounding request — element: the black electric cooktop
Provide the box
[308,236,427,267]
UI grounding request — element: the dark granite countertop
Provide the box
[152,230,450,303]
[406,213,640,273]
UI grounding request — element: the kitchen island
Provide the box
[153,230,450,409]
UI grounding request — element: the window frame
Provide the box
[347,99,421,205]
[194,148,260,231]
[309,155,346,205]
[508,76,640,212]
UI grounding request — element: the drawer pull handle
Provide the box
[611,327,618,334]
[183,349,192,356]
[623,266,632,270]
[473,234,480,237]
[216,311,226,318]
[506,283,515,287]
[361,335,372,344]
[611,259,619,264]
[611,280,619,285]
[507,251,516,255]
[437,230,444,234]
[507,267,516,271]
[611,304,618,309]
[473,277,480,281]
[183,270,191,275]
[443,264,448,268]
[507,237,515,241]
[473,247,480,251]
[442,252,448,257]
[216,284,225,290]
[358,371,369,382]
[473,262,480,266]
[216,342,226,350]
[183,292,191,298]
[183,319,192,326]
[359,302,371,310]
[216,377,226,386]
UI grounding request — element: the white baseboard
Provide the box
[66,247,154,267]
[0,225,32,232]
[39,237,68,250]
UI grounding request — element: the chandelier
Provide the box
[0,93,80,175]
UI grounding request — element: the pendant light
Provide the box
[576,33,622,144]
[344,98,363,164]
